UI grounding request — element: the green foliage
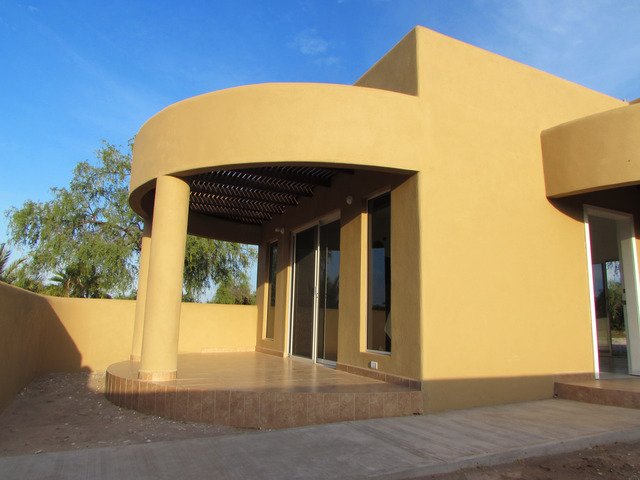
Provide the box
[6,141,255,299]
[607,281,625,332]
[212,275,256,305]
[0,243,24,284]
[12,269,46,293]
[47,265,104,298]
[7,142,140,298]
[184,236,255,302]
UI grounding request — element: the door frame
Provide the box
[288,211,340,365]
[584,205,640,378]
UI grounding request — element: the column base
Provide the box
[138,370,177,381]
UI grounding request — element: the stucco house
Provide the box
[2,26,639,428]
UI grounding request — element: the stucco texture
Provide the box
[0,281,256,412]
[542,103,640,197]
[412,27,624,411]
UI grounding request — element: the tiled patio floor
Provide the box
[106,352,422,429]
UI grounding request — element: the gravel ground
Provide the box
[0,372,246,457]
[2,373,640,480]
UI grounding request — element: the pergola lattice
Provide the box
[187,166,352,225]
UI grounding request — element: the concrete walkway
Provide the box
[2,399,640,480]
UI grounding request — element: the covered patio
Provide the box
[101,78,426,427]
[106,352,421,429]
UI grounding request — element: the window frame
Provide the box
[264,240,278,340]
[365,189,392,355]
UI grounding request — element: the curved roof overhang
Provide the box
[130,83,423,227]
[542,103,640,198]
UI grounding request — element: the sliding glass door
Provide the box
[291,219,340,363]
[291,226,317,359]
[317,220,340,363]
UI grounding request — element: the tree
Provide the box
[0,243,24,284]
[6,142,255,299]
[212,275,256,305]
[48,265,103,298]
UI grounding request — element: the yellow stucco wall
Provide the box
[411,27,625,411]
[130,82,424,226]
[355,28,418,96]
[0,283,52,411]
[44,296,135,372]
[0,281,257,411]
[179,302,257,353]
[542,103,640,197]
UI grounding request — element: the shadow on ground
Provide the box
[0,372,249,457]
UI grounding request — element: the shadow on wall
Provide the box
[550,185,640,228]
[0,282,86,412]
[420,373,595,414]
[0,281,259,414]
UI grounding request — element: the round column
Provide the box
[138,175,190,381]
[130,219,152,361]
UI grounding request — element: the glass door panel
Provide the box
[291,226,317,359]
[317,220,340,363]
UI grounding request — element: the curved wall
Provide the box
[130,82,423,216]
[542,103,640,198]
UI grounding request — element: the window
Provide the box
[265,241,278,339]
[367,192,391,352]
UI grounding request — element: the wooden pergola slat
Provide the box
[187,166,349,225]
[190,180,299,206]
[190,191,287,215]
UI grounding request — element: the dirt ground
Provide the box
[421,441,640,480]
[2,373,640,480]
[0,372,246,456]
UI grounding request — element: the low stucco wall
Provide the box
[179,303,257,353]
[44,296,136,372]
[0,283,52,412]
[0,281,257,411]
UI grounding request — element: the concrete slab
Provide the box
[2,399,640,480]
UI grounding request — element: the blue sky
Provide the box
[1,0,639,251]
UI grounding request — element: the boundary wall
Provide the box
[0,281,257,412]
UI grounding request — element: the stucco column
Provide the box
[130,219,152,361]
[138,175,190,381]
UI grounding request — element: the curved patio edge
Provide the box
[105,356,422,430]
